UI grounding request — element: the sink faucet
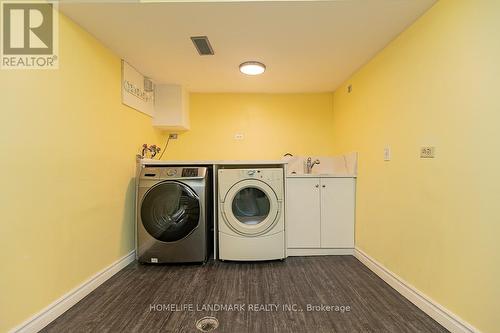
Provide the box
[306,157,320,174]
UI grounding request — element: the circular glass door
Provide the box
[232,187,270,225]
[141,181,200,242]
[223,180,279,236]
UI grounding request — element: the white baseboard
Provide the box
[287,248,354,256]
[354,248,481,333]
[10,250,136,333]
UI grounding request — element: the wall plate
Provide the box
[420,146,435,158]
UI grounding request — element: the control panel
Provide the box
[141,166,207,180]
[237,168,281,181]
[182,168,199,177]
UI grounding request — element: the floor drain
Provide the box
[196,316,219,332]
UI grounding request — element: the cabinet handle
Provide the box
[322,185,326,188]
[315,184,319,188]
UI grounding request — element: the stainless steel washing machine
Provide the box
[136,166,208,263]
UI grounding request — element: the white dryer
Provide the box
[218,168,285,261]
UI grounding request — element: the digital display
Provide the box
[182,168,198,177]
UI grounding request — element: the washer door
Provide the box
[141,181,200,242]
[222,179,280,236]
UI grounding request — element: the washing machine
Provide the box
[137,166,208,263]
[218,168,285,261]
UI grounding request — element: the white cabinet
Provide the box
[286,177,355,255]
[286,178,321,248]
[320,178,355,248]
[153,84,190,131]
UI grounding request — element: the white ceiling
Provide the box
[60,0,436,93]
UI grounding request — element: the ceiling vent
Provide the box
[191,36,214,56]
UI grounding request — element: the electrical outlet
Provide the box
[169,133,178,140]
[234,133,244,140]
[420,146,435,158]
[384,146,391,161]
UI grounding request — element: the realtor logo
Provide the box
[1,1,58,69]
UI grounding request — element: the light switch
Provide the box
[384,146,391,161]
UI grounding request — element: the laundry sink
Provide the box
[284,153,358,177]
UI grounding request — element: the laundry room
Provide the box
[1,1,498,333]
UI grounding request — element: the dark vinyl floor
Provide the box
[42,256,448,333]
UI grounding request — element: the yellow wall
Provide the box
[331,1,499,332]
[163,93,335,160]
[0,15,163,331]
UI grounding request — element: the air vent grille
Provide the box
[191,36,214,56]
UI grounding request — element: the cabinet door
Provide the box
[286,178,321,248]
[320,178,355,248]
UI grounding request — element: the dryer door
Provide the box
[222,179,280,236]
[141,181,200,242]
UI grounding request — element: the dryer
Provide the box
[218,168,285,261]
[137,166,208,263]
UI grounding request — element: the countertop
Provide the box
[286,173,356,178]
[140,159,288,166]
[138,159,355,177]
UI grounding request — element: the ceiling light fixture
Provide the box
[239,61,266,75]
